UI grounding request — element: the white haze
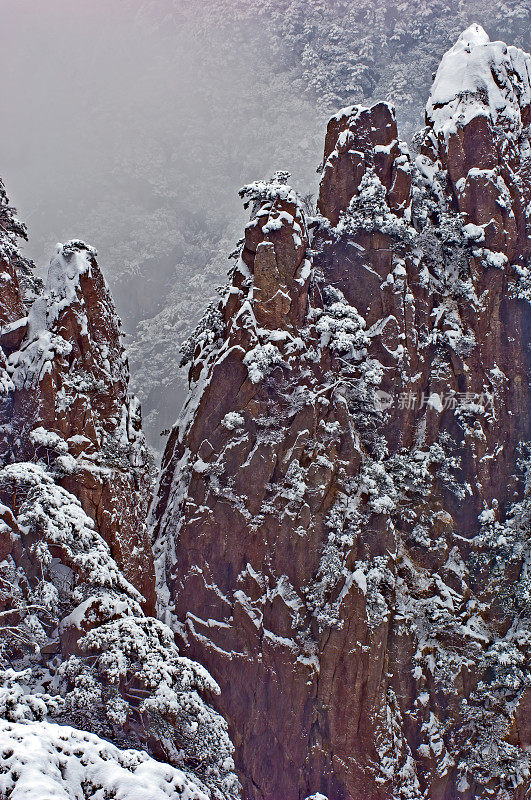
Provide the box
[1,1,326,449]
[3,0,529,451]
[2,1,323,272]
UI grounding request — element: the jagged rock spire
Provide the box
[4,239,156,610]
[153,27,531,800]
[420,23,531,263]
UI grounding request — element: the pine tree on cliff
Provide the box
[0,194,241,798]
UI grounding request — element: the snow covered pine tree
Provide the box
[0,179,240,799]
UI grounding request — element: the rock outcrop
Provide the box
[0,185,240,798]
[153,26,531,800]
[4,238,156,612]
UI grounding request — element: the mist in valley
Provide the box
[2,0,529,452]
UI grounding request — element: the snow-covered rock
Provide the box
[152,26,531,800]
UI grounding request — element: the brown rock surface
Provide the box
[2,239,155,612]
[153,27,531,800]
[318,101,412,226]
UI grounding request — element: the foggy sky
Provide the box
[6,1,526,452]
[1,0,324,277]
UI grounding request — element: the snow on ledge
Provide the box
[46,239,97,317]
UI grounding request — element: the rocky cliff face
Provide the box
[0,182,239,798]
[153,26,531,800]
[3,236,156,612]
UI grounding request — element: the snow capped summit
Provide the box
[47,240,97,306]
[427,22,531,140]
[419,23,531,266]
